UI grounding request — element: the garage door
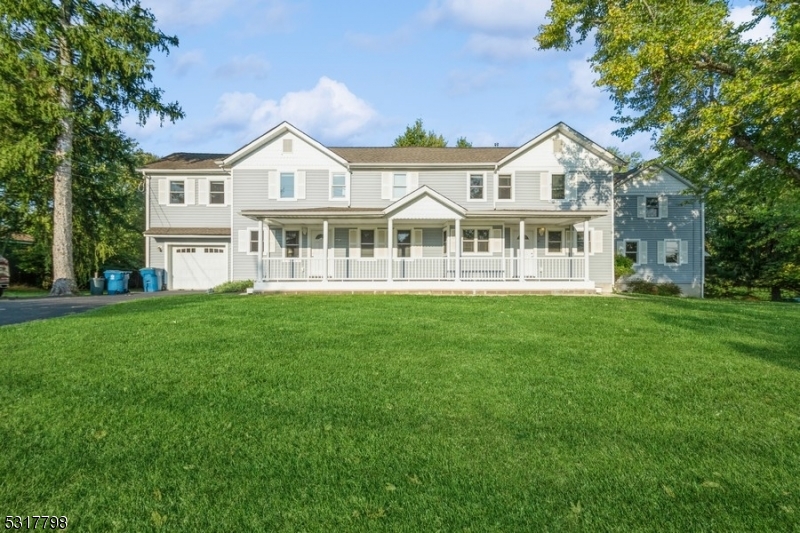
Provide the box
[171,246,228,290]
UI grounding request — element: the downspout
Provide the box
[143,171,150,267]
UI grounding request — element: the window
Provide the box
[547,231,563,254]
[665,239,679,264]
[551,174,566,200]
[249,230,259,253]
[280,172,295,199]
[169,180,185,204]
[462,229,490,253]
[396,230,411,257]
[331,173,347,199]
[443,230,448,255]
[645,196,659,218]
[576,231,585,254]
[469,174,484,200]
[285,230,300,258]
[498,175,512,200]
[209,181,225,205]
[625,240,638,263]
[393,173,407,199]
[361,229,375,258]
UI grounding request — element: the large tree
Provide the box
[0,0,182,295]
[393,119,448,147]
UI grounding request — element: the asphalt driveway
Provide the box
[0,291,195,327]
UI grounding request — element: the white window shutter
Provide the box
[349,229,360,258]
[540,172,552,201]
[448,230,455,256]
[158,179,168,205]
[238,229,249,253]
[224,179,231,206]
[591,230,603,254]
[268,170,278,199]
[412,229,423,258]
[381,172,392,200]
[490,229,502,253]
[657,241,665,265]
[640,240,648,264]
[660,195,669,218]
[185,178,196,205]
[375,229,387,258]
[680,240,689,264]
[269,227,276,253]
[296,171,306,199]
[409,172,419,191]
[616,240,624,255]
[637,196,646,218]
[198,178,209,205]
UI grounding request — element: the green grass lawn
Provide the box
[2,295,799,531]
[1,285,50,298]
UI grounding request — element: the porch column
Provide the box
[323,219,329,283]
[518,219,525,282]
[583,221,590,282]
[257,219,264,281]
[455,218,461,282]
[387,217,393,282]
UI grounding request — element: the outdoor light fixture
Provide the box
[301,227,308,236]
[538,227,545,236]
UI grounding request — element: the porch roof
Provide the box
[144,227,232,237]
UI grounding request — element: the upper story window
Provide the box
[645,196,659,218]
[462,229,490,253]
[169,180,185,204]
[331,173,347,199]
[209,181,225,205]
[393,173,407,199]
[469,174,484,200]
[280,172,295,199]
[551,174,566,200]
[498,175,512,200]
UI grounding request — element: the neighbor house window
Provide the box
[209,181,225,204]
[469,174,484,200]
[665,239,679,264]
[646,196,659,218]
[547,230,563,254]
[331,173,347,199]
[393,173,407,199]
[249,230,259,253]
[625,240,639,264]
[285,230,300,258]
[551,174,566,200]
[396,230,411,257]
[462,229,490,253]
[361,229,375,258]
[169,180,185,204]
[498,175,512,200]
[280,172,295,199]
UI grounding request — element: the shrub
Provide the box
[625,279,681,297]
[212,280,254,293]
[615,254,635,280]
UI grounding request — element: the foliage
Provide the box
[624,279,682,297]
[1,295,799,530]
[606,146,644,172]
[455,136,472,148]
[614,253,635,280]
[212,279,254,293]
[393,118,447,147]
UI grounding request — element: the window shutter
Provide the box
[198,178,209,205]
[375,229,387,258]
[158,179,168,205]
[640,240,648,264]
[381,172,392,200]
[540,172,551,201]
[412,229,423,258]
[680,240,689,264]
[616,240,624,255]
[657,240,665,265]
[567,172,578,201]
[660,195,669,218]
[448,230,455,256]
[269,227,276,253]
[591,230,603,254]
[238,229,249,253]
[409,172,419,191]
[185,178,196,205]
[268,170,279,199]
[296,171,306,199]
[224,179,231,206]
[490,229,502,253]
[637,196,646,218]
[349,229,360,258]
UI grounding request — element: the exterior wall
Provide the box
[148,175,231,228]
[231,169,268,281]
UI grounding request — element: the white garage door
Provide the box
[171,246,228,290]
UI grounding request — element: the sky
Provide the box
[124,0,772,159]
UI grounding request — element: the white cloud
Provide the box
[171,50,205,76]
[214,55,270,79]
[728,6,773,42]
[422,0,548,34]
[465,34,537,62]
[545,58,603,113]
[210,77,379,144]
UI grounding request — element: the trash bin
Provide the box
[140,268,159,292]
[121,271,131,293]
[89,277,105,296]
[154,268,166,291]
[104,270,131,295]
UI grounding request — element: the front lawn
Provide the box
[1,295,799,531]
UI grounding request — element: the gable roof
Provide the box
[329,147,515,165]
[144,153,229,171]
[384,185,466,217]
[616,164,695,188]
[498,122,626,167]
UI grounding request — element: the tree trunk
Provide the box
[50,2,78,296]
[771,286,782,302]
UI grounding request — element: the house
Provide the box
[140,121,704,296]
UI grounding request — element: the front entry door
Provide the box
[310,229,325,278]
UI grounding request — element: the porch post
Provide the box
[518,219,525,282]
[584,221,590,282]
[387,217,393,282]
[455,218,461,282]
[323,219,329,283]
[257,219,264,281]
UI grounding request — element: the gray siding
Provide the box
[350,172,384,208]
[148,178,230,228]
[232,169,269,281]
[512,170,612,211]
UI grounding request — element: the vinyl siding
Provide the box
[148,176,231,228]
[232,169,269,281]
[350,171,384,208]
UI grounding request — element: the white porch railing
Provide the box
[263,256,586,282]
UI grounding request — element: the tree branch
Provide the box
[732,132,800,186]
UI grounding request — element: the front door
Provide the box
[309,228,325,278]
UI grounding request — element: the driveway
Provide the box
[0,291,196,327]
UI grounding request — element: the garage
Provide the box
[170,245,228,290]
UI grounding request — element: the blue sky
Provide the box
[125,0,770,159]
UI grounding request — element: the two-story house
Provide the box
[141,121,704,295]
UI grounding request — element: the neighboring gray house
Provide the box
[139,121,704,296]
[615,166,705,297]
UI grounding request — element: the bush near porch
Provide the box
[1,295,799,531]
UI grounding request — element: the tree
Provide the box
[455,136,472,148]
[0,0,182,295]
[393,119,447,147]
[606,147,644,172]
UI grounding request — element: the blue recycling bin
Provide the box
[140,268,159,292]
[104,270,131,295]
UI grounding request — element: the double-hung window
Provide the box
[547,230,563,254]
[361,230,375,258]
[169,180,185,204]
[280,172,295,199]
[331,173,347,199]
[576,231,585,254]
[469,174,484,200]
[249,230,260,253]
[462,229,490,253]
[209,181,225,205]
[664,239,679,264]
[645,196,659,218]
[625,240,639,264]
[393,173,407,199]
[551,174,566,200]
[284,230,300,258]
[396,230,411,257]
[498,175,512,200]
